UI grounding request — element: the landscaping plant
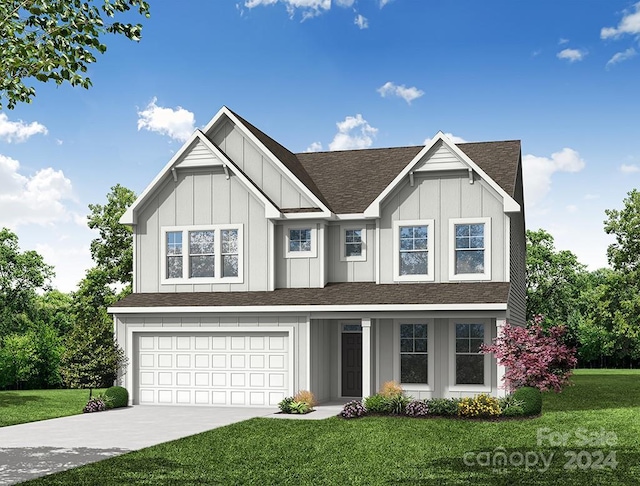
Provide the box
[340,400,366,419]
[83,396,107,413]
[512,386,543,416]
[457,394,502,418]
[363,394,389,414]
[103,385,128,408]
[481,319,577,392]
[405,400,429,417]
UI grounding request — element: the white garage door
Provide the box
[136,332,289,406]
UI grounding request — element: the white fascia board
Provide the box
[221,107,332,215]
[363,131,520,217]
[195,131,282,219]
[108,302,508,314]
[334,213,373,220]
[120,131,203,225]
[280,211,331,220]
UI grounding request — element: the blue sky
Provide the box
[2,0,640,291]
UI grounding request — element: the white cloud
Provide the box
[305,141,323,152]
[557,48,586,62]
[620,163,640,173]
[335,0,354,6]
[328,114,378,151]
[0,154,75,227]
[584,193,600,200]
[522,148,586,207]
[606,47,637,68]
[377,81,424,104]
[0,113,48,143]
[137,97,195,142]
[245,0,332,20]
[354,14,368,29]
[35,240,93,293]
[380,0,393,7]
[424,133,468,145]
[601,2,640,39]
[559,38,569,45]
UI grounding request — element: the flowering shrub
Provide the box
[457,394,501,418]
[83,396,107,413]
[340,400,367,419]
[405,400,429,417]
[481,319,577,393]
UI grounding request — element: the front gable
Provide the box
[363,132,520,218]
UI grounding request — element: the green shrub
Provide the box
[512,387,542,416]
[289,401,310,414]
[498,394,526,417]
[103,386,129,409]
[426,398,460,416]
[385,393,411,415]
[364,394,390,414]
[458,394,502,418]
[278,397,294,413]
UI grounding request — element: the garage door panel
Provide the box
[136,332,289,406]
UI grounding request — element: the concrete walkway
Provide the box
[0,406,276,485]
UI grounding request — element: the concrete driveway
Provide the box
[0,405,276,485]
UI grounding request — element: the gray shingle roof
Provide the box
[111,282,510,308]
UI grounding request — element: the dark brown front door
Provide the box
[341,333,362,397]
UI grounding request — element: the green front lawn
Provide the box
[28,371,640,485]
[0,389,102,427]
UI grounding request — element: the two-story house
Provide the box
[109,106,526,407]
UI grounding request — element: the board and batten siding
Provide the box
[209,119,317,210]
[309,319,336,403]
[135,168,271,293]
[327,223,376,282]
[379,173,506,284]
[114,313,310,395]
[274,223,324,288]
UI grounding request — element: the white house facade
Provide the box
[109,107,526,407]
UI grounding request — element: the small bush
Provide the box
[104,386,128,409]
[293,390,316,409]
[512,387,543,416]
[405,400,429,417]
[289,401,310,414]
[278,397,294,413]
[426,398,460,416]
[458,394,502,418]
[340,400,367,419]
[364,394,390,414]
[385,393,411,415]
[498,394,525,417]
[83,397,106,413]
[379,381,404,398]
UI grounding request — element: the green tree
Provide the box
[87,183,136,288]
[0,332,36,389]
[34,290,74,336]
[0,0,150,109]
[526,229,586,325]
[0,227,54,335]
[62,267,127,393]
[605,189,640,274]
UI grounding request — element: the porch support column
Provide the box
[495,318,507,397]
[362,317,372,398]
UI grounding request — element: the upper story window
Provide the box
[341,227,366,262]
[161,225,243,284]
[285,225,317,258]
[449,217,491,281]
[393,220,434,282]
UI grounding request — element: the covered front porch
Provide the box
[307,314,509,403]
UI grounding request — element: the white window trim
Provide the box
[340,226,367,262]
[160,224,243,285]
[394,320,434,391]
[448,319,491,393]
[393,219,435,282]
[284,224,317,259]
[449,217,491,281]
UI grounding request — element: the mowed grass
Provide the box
[27,371,640,485]
[0,389,103,427]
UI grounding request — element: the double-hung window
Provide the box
[162,225,242,283]
[393,220,434,281]
[400,323,429,384]
[341,227,366,261]
[453,322,488,387]
[449,217,491,280]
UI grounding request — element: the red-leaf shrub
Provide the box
[481,320,577,393]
